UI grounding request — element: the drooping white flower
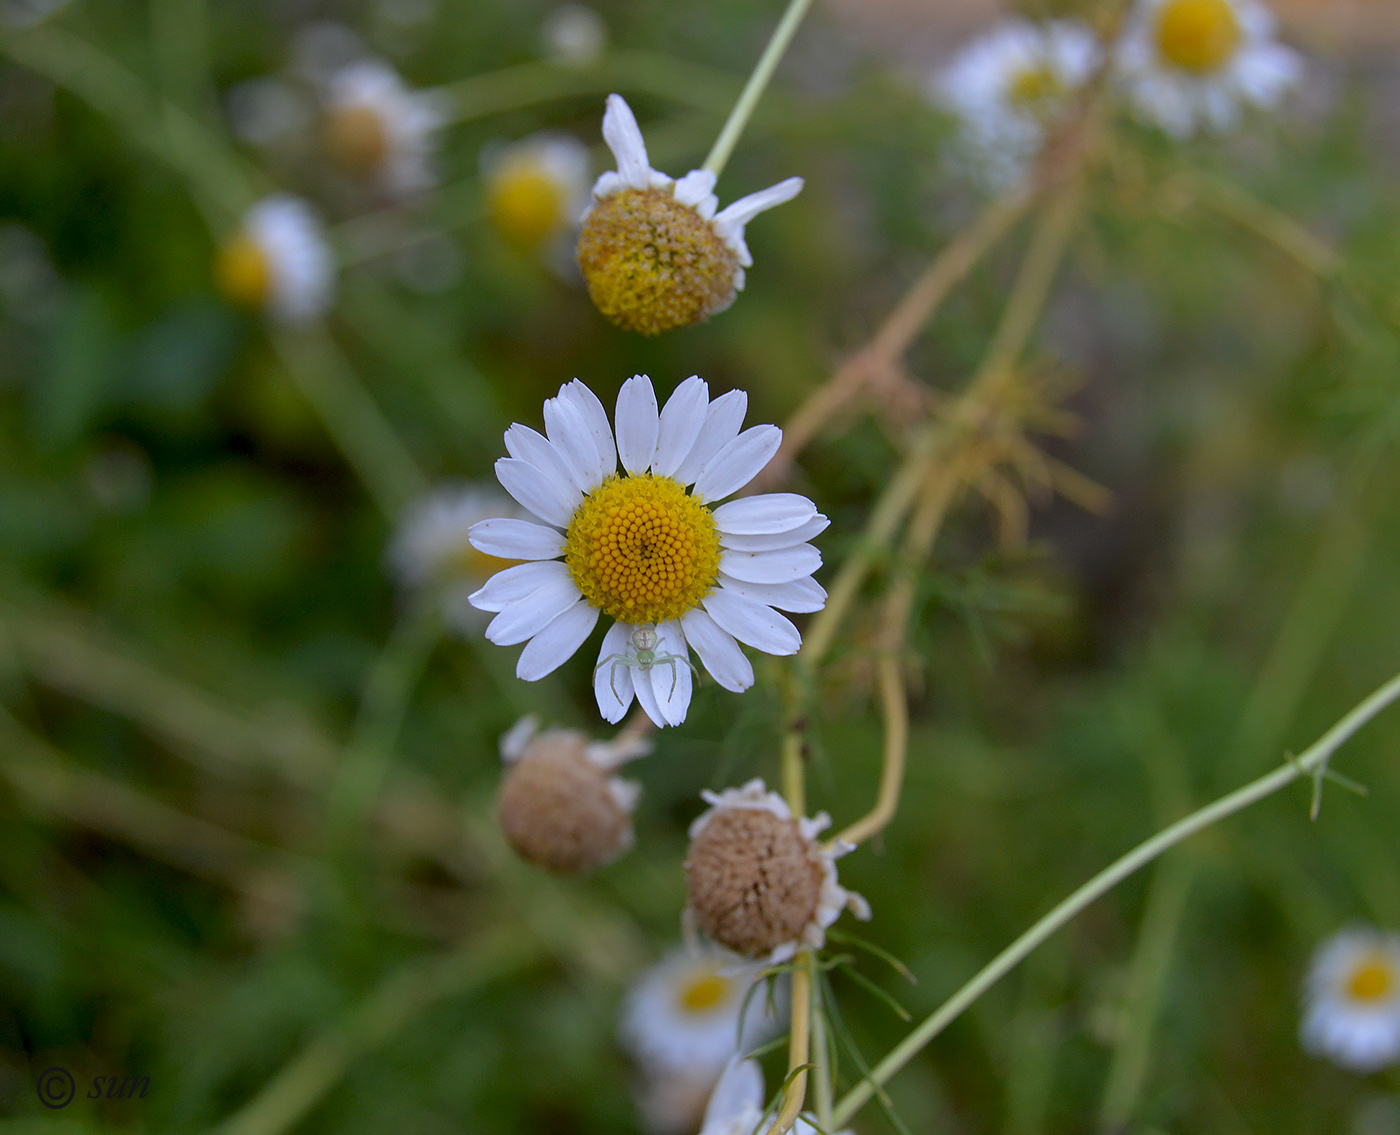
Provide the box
[575,95,803,335]
[698,1056,853,1135]
[321,58,446,196]
[467,375,828,729]
[934,19,1101,189]
[214,195,334,323]
[685,779,869,965]
[482,133,592,252]
[620,943,785,1078]
[1301,926,1400,1073]
[1115,0,1303,137]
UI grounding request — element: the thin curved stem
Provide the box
[766,956,813,1135]
[829,667,1400,1128]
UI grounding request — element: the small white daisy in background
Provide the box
[685,779,869,964]
[467,374,829,728]
[481,133,591,253]
[214,195,334,323]
[1301,926,1400,1073]
[320,58,446,197]
[495,715,648,873]
[1116,0,1303,137]
[388,484,522,633]
[542,4,607,68]
[620,943,785,1078]
[934,19,1101,189]
[698,1056,853,1135]
[576,95,804,335]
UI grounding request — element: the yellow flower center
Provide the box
[324,105,391,176]
[215,233,272,309]
[676,969,732,1015]
[575,188,740,336]
[1155,0,1242,74]
[564,473,720,625]
[1007,64,1063,109]
[1346,956,1396,1003]
[488,164,566,250]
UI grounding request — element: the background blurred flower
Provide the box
[541,4,608,67]
[214,195,334,323]
[321,58,446,196]
[482,133,591,253]
[1301,927,1400,1073]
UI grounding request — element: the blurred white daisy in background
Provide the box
[482,133,591,253]
[467,374,828,728]
[321,58,446,196]
[542,4,607,68]
[389,484,522,633]
[698,1056,853,1135]
[1301,926,1400,1073]
[620,943,785,1078]
[214,195,334,323]
[1116,0,1303,136]
[576,95,804,335]
[933,19,1100,189]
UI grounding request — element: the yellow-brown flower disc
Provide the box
[324,105,391,176]
[496,732,632,874]
[684,806,826,958]
[576,188,741,336]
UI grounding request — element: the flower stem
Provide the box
[829,666,1400,1128]
[766,954,813,1135]
[701,0,814,177]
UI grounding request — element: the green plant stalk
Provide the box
[830,666,1400,1128]
[702,0,814,176]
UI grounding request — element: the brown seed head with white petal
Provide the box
[496,728,635,874]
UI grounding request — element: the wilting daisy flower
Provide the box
[482,134,591,252]
[621,943,785,1077]
[576,95,803,335]
[699,1056,853,1135]
[1301,927,1400,1073]
[321,58,445,196]
[685,779,869,964]
[214,195,334,323]
[1116,0,1303,137]
[388,484,523,632]
[542,4,607,67]
[495,715,648,873]
[934,19,1100,189]
[467,374,828,728]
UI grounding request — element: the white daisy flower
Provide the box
[321,58,446,196]
[1301,926,1400,1073]
[620,943,785,1078]
[466,374,829,729]
[685,779,869,965]
[215,194,334,323]
[1116,0,1303,137]
[699,1056,853,1135]
[575,94,804,335]
[541,4,607,68]
[388,484,524,633]
[934,19,1101,189]
[482,133,592,252]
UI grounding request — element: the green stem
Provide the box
[701,0,814,176]
[829,667,1400,1128]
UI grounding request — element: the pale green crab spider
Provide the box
[595,624,698,701]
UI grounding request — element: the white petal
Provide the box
[693,424,782,502]
[504,424,586,496]
[652,375,709,478]
[485,574,581,645]
[713,493,818,535]
[601,93,652,190]
[717,573,827,614]
[680,608,753,692]
[558,379,617,481]
[543,396,604,493]
[631,661,668,728]
[469,560,569,612]
[672,389,746,486]
[672,169,718,217]
[713,176,804,232]
[720,514,829,551]
[646,620,692,726]
[720,544,821,585]
[615,374,660,475]
[702,589,801,655]
[467,518,564,560]
[703,1057,765,1130]
[516,600,598,680]
[593,622,636,723]
[495,457,577,527]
